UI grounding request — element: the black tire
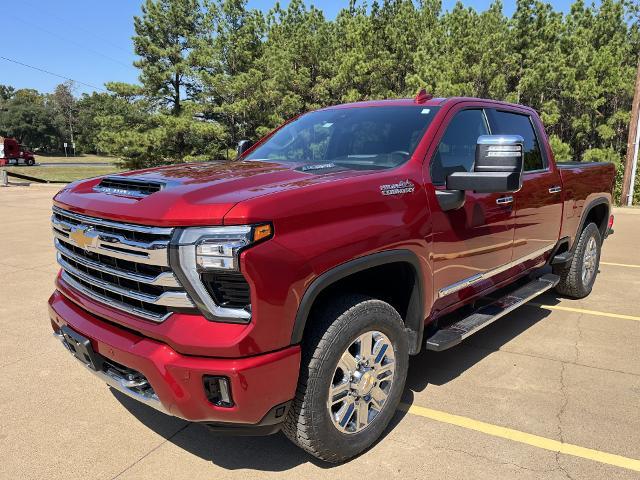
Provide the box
[555,222,602,299]
[283,295,409,463]
[26,159,34,166]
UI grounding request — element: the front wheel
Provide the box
[555,222,602,298]
[283,295,409,463]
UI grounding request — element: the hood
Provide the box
[53,160,375,226]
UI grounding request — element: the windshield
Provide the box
[246,106,440,170]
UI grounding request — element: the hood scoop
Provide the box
[94,176,166,198]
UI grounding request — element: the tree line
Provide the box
[1,0,639,200]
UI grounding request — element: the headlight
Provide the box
[171,224,272,323]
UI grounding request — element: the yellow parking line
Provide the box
[399,403,640,472]
[601,261,640,269]
[528,303,640,322]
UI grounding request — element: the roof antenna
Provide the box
[414,88,433,104]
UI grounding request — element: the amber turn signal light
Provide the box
[253,224,273,242]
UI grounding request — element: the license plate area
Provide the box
[60,325,103,371]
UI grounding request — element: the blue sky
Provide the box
[1,0,577,96]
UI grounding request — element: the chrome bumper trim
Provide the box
[53,332,175,417]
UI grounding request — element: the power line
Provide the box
[0,56,107,92]
[14,15,132,69]
[21,0,133,54]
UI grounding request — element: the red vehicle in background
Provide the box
[0,137,36,166]
[48,93,616,463]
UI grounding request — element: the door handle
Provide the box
[496,196,513,205]
[549,186,562,194]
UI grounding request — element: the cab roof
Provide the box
[324,96,534,113]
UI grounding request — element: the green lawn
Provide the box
[34,153,119,164]
[5,165,123,183]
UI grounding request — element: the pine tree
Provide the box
[199,0,266,149]
[133,0,210,114]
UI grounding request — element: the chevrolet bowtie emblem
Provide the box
[69,225,97,249]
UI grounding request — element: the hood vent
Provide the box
[94,176,165,198]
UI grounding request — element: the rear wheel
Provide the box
[555,222,602,298]
[283,295,408,463]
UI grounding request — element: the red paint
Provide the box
[49,291,300,423]
[50,96,615,425]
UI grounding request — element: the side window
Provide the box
[488,110,545,171]
[430,109,488,185]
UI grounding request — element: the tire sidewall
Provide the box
[305,300,409,459]
[575,223,602,295]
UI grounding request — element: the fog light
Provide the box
[203,375,233,407]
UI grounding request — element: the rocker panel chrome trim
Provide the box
[437,244,555,299]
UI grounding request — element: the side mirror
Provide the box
[446,135,524,193]
[236,139,253,158]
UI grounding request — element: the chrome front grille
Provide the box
[52,206,194,322]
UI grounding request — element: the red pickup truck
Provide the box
[49,94,615,463]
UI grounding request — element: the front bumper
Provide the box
[48,290,301,428]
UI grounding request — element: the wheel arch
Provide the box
[290,250,425,355]
[573,197,610,250]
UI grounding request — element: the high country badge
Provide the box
[380,179,415,196]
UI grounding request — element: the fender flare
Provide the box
[290,249,426,354]
[572,197,610,251]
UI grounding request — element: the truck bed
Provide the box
[558,161,616,245]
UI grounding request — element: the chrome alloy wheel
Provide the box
[327,330,396,434]
[582,236,598,285]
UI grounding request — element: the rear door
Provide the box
[427,106,515,306]
[486,109,562,261]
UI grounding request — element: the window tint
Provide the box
[430,109,488,185]
[489,110,545,171]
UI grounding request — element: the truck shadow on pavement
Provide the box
[112,294,560,470]
[406,294,558,393]
[112,388,411,470]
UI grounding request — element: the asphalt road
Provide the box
[0,184,638,480]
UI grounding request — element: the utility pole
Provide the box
[621,60,640,206]
[69,115,75,157]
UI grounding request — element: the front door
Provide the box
[427,107,516,309]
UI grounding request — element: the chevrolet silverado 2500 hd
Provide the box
[49,93,615,463]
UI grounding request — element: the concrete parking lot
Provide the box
[1,184,639,480]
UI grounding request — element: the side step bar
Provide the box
[425,273,560,352]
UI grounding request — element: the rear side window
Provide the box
[430,109,489,185]
[488,110,545,171]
